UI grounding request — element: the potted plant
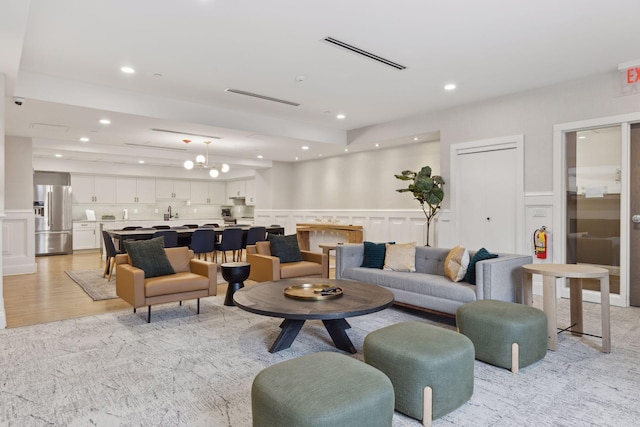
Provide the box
[395,166,445,246]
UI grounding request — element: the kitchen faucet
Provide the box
[167,205,173,219]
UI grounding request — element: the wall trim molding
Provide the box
[3,210,37,276]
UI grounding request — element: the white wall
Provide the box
[5,136,32,209]
[349,70,640,202]
[1,73,6,328]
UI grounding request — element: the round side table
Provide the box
[222,262,251,306]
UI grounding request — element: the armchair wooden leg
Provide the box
[147,306,151,323]
[197,298,200,314]
[133,308,136,313]
[108,258,116,282]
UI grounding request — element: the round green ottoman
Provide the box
[363,322,474,425]
[252,351,394,427]
[456,300,547,373]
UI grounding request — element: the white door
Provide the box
[452,136,523,254]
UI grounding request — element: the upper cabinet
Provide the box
[226,180,246,199]
[116,177,156,203]
[191,180,227,204]
[71,175,116,204]
[245,179,255,205]
[156,179,190,199]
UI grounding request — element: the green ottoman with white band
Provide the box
[456,300,547,373]
[363,322,474,427]
[251,351,394,427]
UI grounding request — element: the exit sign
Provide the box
[619,61,640,96]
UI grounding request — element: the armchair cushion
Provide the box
[268,234,303,263]
[124,237,175,278]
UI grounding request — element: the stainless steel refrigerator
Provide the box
[34,185,73,255]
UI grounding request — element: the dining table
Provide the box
[106,225,285,251]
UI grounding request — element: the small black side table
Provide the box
[222,262,251,306]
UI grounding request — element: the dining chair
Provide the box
[102,230,123,281]
[241,226,266,260]
[214,227,243,263]
[190,228,216,261]
[152,230,179,248]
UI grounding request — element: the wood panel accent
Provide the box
[296,223,363,251]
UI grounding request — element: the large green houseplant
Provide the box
[395,166,445,246]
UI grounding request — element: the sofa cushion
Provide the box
[165,246,193,272]
[124,237,176,278]
[255,241,271,256]
[463,247,499,285]
[280,261,323,279]
[444,246,470,282]
[383,242,416,272]
[361,241,392,269]
[269,234,303,263]
[144,271,210,297]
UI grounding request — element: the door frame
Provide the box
[553,112,640,307]
[450,135,525,254]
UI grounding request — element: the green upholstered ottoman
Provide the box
[456,300,547,373]
[251,351,394,427]
[363,322,474,426]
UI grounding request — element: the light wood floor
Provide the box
[3,251,131,328]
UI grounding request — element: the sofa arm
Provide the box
[115,263,146,308]
[247,253,281,282]
[190,259,217,296]
[335,244,365,279]
[300,250,329,278]
[475,254,533,303]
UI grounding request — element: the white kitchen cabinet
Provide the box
[71,175,116,204]
[73,221,101,250]
[156,179,191,199]
[191,180,228,204]
[245,179,255,205]
[226,180,246,199]
[116,177,156,203]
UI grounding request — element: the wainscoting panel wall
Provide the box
[3,210,37,276]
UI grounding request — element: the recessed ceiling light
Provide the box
[302,146,309,150]
[99,119,111,125]
[344,149,348,152]
[318,154,323,157]
[80,137,90,142]
[336,114,346,120]
[375,143,380,147]
[295,157,299,160]
[55,154,62,158]
[444,83,456,91]
[578,136,587,139]
[413,137,420,141]
[138,160,145,164]
[120,66,135,74]
[257,155,264,159]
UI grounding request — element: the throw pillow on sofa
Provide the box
[268,234,303,263]
[361,241,394,269]
[444,245,470,282]
[124,236,176,278]
[463,247,498,284]
[383,242,416,272]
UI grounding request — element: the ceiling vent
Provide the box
[124,143,187,152]
[224,88,300,106]
[323,37,406,70]
[151,128,222,139]
[29,123,70,133]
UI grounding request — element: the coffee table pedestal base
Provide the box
[270,318,355,353]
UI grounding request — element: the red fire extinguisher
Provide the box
[533,226,547,259]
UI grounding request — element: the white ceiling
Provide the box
[2,0,639,175]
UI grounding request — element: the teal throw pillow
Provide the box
[361,241,394,269]
[268,234,303,263]
[124,236,176,278]
[463,247,498,285]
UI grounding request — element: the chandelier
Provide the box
[183,140,229,178]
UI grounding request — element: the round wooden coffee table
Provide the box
[233,278,394,353]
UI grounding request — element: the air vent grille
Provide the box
[151,128,222,139]
[224,89,300,106]
[323,37,406,70]
[124,143,187,152]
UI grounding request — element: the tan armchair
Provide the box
[246,241,328,282]
[115,246,217,322]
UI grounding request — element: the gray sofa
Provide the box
[335,244,532,316]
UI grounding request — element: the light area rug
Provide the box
[65,268,226,301]
[1,295,639,426]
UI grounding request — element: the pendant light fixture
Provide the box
[183,141,229,178]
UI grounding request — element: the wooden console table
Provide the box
[296,223,363,251]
